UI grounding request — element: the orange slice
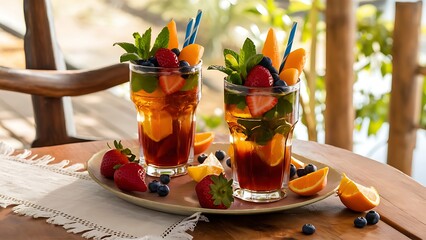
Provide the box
[188,153,225,182]
[262,28,280,71]
[337,173,380,212]
[288,167,329,196]
[142,110,173,142]
[279,68,299,86]
[257,133,285,167]
[291,156,305,169]
[178,44,204,66]
[194,132,215,155]
[283,48,306,77]
[167,19,179,49]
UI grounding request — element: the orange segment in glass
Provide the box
[337,173,380,212]
[142,110,173,142]
[288,167,329,196]
[257,133,285,167]
[194,132,215,155]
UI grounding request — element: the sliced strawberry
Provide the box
[244,65,273,87]
[159,75,186,94]
[246,95,277,117]
[155,48,179,68]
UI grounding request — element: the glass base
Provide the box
[233,188,287,203]
[144,163,188,177]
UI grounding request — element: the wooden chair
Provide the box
[0,0,129,147]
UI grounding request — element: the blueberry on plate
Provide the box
[290,164,296,178]
[157,185,170,197]
[302,223,316,235]
[159,174,171,185]
[214,150,226,161]
[225,157,232,168]
[304,163,317,174]
[365,210,380,225]
[354,217,367,228]
[197,153,208,164]
[148,180,160,193]
[297,168,306,177]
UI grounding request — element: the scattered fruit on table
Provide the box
[194,132,215,155]
[214,150,226,161]
[113,162,147,192]
[159,174,171,185]
[197,153,208,164]
[302,223,316,235]
[225,157,232,168]
[188,153,225,182]
[304,163,317,174]
[337,173,380,212]
[195,173,234,209]
[148,180,160,193]
[288,167,329,196]
[157,185,170,197]
[354,217,368,228]
[100,140,136,179]
[291,156,305,169]
[289,164,296,178]
[365,210,380,225]
[296,168,307,178]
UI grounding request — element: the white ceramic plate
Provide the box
[87,143,341,215]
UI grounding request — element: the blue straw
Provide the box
[188,9,203,44]
[279,22,298,73]
[183,18,194,47]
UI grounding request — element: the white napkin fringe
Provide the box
[0,142,208,240]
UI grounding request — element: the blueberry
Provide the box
[159,174,171,185]
[197,153,208,164]
[171,48,180,56]
[135,59,147,65]
[297,168,306,177]
[304,164,317,174]
[179,60,192,75]
[148,180,160,193]
[226,157,232,168]
[290,164,296,178]
[302,223,315,235]
[365,210,380,225]
[259,56,272,69]
[267,65,278,75]
[157,185,170,197]
[214,150,226,161]
[272,73,280,83]
[273,79,288,93]
[148,56,159,67]
[354,217,367,228]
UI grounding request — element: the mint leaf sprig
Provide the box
[207,38,263,85]
[113,27,169,63]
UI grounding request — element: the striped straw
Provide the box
[183,18,194,47]
[279,22,298,73]
[188,9,203,45]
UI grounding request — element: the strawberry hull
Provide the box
[130,63,202,177]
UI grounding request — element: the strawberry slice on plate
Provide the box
[246,95,277,117]
[159,75,186,94]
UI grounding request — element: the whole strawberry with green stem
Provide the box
[114,162,148,192]
[100,140,136,179]
[195,173,234,209]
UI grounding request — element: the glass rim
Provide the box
[224,78,300,92]
[129,60,202,73]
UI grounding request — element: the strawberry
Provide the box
[100,140,136,179]
[246,95,278,117]
[244,65,273,87]
[155,48,179,68]
[195,173,234,209]
[159,75,186,94]
[114,162,147,192]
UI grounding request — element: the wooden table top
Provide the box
[0,139,425,239]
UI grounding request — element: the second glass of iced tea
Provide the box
[130,62,202,177]
[224,80,300,202]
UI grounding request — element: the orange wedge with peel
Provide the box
[291,156,305,169]
[167,19,179,49]
[188,153,225,182]
[179,44,204,66]
[283,48,306,77]
[194,132,215,155]
[262,28,280,71]
[279,68,299,86]
[337,173,380,212]
[289,167,329,196]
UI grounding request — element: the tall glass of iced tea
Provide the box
[130,62,202,177]
[224,80,300,202]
